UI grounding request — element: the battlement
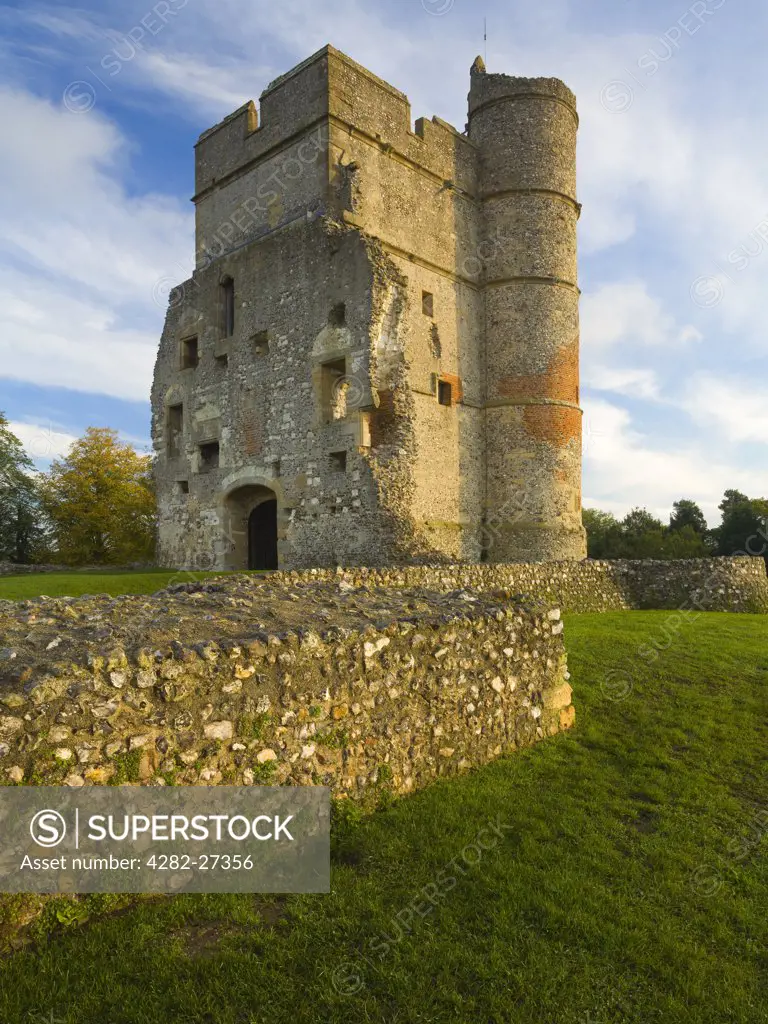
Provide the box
[468,70,577,119]
[194,47,331,199]
[194,45,477,203]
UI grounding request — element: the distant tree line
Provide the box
[583,493,768,562]
[0,413,156,566]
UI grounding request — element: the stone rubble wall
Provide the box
[0,586,572,797]
[270,557,768,614]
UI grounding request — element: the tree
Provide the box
[661,524,712,559]
[669,499,708,536]
[719,489,750,515]
[40,428,156,565]
[582,508,623,558]
[0,414,45,563]
[583,505,711,560]
[711,490,768,557]
[622,507,665,536]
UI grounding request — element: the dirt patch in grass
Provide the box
[172,899,288,958]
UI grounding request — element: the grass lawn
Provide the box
[1,611,766,1024]
[0,569,264,601]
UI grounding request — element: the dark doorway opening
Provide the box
[248,499,278,570]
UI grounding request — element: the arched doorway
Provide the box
[248,499,278,569]
[223,484,280,571]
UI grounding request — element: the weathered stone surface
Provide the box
[559,706,576,730]
[204,721,234,741]
[151,47,587,572]
[0,578,574,799]
[544,684,572,710]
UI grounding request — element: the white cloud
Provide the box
[584,366,661,400]
[581,280,701,350]
[7,417,150,468]
[681,374,768,445]
[0,85,191,397]
[583,397,766,526]
[0,85,192,305]
[0,271,157,401]
[135,51,263,114]
[6,420,78,463]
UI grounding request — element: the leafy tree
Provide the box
[713,490,768,558]
[661,524,713,559]
[40,428,156,565]
[0,414,45,563]
[582,508,622,558]
[719,489,749,514]
[669,499,708,536]
[583,504,711,560]
[622,507,665,536]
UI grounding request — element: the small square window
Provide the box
[422,291,434,317]
[437,380,452,407]
[181,336,199,369]
[253,331,269,355]
[177,480,189,494]
[329,450,347,472]
[215,353,228,368]
[199,441,220,470]
[329,303,346,327]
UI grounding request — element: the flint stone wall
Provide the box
[0,579,573,797]
[271,557,768,614]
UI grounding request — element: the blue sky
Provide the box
[0,0,765,525]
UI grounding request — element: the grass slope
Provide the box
[0,570,263,601]
[0,611,766,1024]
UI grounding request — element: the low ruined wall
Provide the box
[0,580,572,795]
[0,562,67,577]
[269,557,768,614]
[0,578,571,947]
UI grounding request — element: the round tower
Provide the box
[469,62,587,562]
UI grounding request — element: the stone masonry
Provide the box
[152,45,587,571]
[0,578,573,797]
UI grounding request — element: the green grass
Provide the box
[1,611,767,1024]
[0,569,265,601]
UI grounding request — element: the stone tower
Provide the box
[468,63,585,561]
[151,46,586,570]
